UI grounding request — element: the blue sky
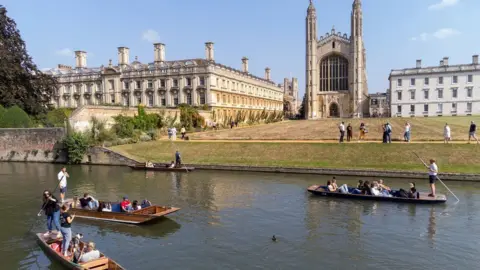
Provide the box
[3,0,478,97]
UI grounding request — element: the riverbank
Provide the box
[110,141,480,177]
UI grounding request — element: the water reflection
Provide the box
[428,207,436,242]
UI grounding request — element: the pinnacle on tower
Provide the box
[308,0,315,12]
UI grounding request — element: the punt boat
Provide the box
[67,199,180,225]
[36,232,125,269]
[129,163,195,172]
[307,185,447,204]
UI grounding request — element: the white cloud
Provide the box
[410,29,459,41]
[142,29,160,43]
[55,48,73,57]
[433,28,460,39]
[428,0,459,10]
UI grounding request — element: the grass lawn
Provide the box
[189,116,480,141]
[111,141,480,174]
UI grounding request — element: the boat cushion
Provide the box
[110,203,121,212]
[50,243,61,252]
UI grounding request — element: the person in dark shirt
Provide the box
[346,123,353,142]
[468,121,479,144]
[60,205,75,256]
[175,150,182,168]
[79,193,99,210]
[41,190,62,238]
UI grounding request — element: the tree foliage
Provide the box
[0,105,32,128]
[0,6,57,115]
[179,104,205,130]
[63,132,89,164]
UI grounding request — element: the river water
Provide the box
[1,163,479,270]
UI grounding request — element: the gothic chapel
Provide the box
[305,0,369,119]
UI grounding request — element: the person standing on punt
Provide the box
[428,159,438,198]
[60,204,75,256]
[175,150,182,168]
[41,190,62,239]
[57,166,69,203]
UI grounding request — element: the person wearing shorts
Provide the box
[468,121,478,144]
[428,159,438,197]
[58,167,69,203]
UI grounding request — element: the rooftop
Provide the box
[390,56,479,77]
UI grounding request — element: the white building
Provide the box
[389,55,480,117]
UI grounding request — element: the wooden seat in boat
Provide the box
[80,257,109,269]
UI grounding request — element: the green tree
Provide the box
[0,105,33,128]
[63,132,89,164]
[0,105,5,119]
[0,6,57,115]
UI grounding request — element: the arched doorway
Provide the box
[329,103,340,118]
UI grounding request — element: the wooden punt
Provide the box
[36,232,125,269]
[307,185,447,204]
[128,164,195,172]
[67,200,180,225]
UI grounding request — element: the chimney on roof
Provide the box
[117,47,130,66]
[154,43,165,63]
[75,51,87,69]
[265,67,271,81]
[443,57,449,66]
[473,55,479,65]
[57,64,72,70]
[205,42,214,62]
[416,59,421,68]
[440,60,444,66]
[242,57,249,73]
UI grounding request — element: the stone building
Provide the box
[305,0,369,119]
[368,92,389,118]
[389,56,480,117]
[44,42,285,122]
[279,78,299,117]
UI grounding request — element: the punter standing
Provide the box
[58,166,69,203]
[428,159,438,197]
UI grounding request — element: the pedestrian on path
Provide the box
[468,121,479,144]
[385,122,392,143]
[339,122,345,143]
[346,123,353,142]
[404,122,411,142]
[444,123,451,144]
[358,123,366,141]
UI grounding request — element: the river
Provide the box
[0,163,479,270]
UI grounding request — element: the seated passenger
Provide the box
[378,179,391,192]
[97,202,112,212]
[370,181,381,196]
[357,180,364,189]
[326,180,336,192]
[141,199,152,208]
[146,161,154,168]
[79,242,101,263]
[337,183,349,194]
[362,181,372,195]
[169,161,175,168]
[120,196,132,212]
[79,193,99,210]
[331,178,338,190]
[132,200,141,211]
[407,182,418,198]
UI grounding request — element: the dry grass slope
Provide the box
[111,141,480,173]
[189,116,480,141]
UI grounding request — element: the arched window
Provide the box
[319,55,348,91]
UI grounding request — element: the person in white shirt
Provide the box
[57,167,69,203]
[171,127,177,141]
[338,122,345,143]
[444,123,451,144]
[78,242,101,263]
[404,122,411,142]
[428,159,438,197]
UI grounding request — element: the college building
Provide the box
[44,42,286,121]
[389,55,480,117]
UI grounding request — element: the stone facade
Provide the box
[305,0,369,119]
[0,128,67,162]
[44,42,289,123]
[369,92,389,117]
[389,56,480,117]
[279,78,299,117]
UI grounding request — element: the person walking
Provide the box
[41,190,62,238]
[171,127,177,141]
[427,159,438,197]
[385,122,392,143]
[57,167,69,203]
[358,123,366,141]
[468,121,479,144]
[180,126,186,140]
[444,123,451,144]
[60,204,75,256]
[167,128,172,140]
[338,122,345,143]
[382,124,387,143]
[346,123,353,142]
[404,122,411,142]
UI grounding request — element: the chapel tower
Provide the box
[350,0,368,117]
[305,0,318,119]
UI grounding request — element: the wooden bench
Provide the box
[80,257,109,269]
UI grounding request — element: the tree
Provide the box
[0,6,57,115]
[0,105,32,128]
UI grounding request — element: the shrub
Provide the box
[112,115,135,138]
[0,105,33,128]
[46,108,72,127]
[63,132,89,164]
[0,105,5,119]
[139,134,152,142]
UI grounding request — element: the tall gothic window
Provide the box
[319,55,349,91]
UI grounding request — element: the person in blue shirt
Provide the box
[175,150,182,168]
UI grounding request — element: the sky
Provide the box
[2,0,479,98]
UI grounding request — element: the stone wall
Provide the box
[83,147,137,166]
[0,128,67,162]
[69,105,212,132]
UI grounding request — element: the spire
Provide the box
[353,0,362,8]
[307,0,315,13]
